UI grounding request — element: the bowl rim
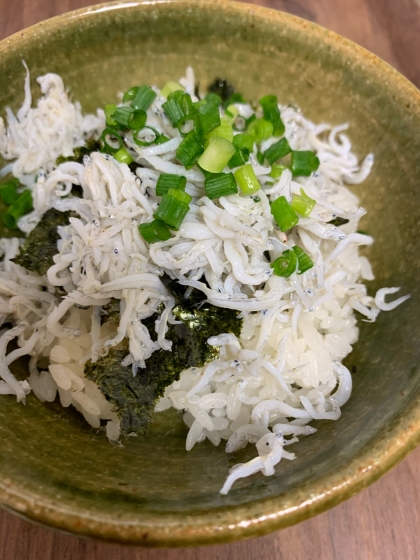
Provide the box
[1,0,420,547]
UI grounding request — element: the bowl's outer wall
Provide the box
[0,0,419,547]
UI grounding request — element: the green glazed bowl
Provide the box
[0,0,419,547]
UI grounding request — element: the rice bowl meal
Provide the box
[0,64,409,494]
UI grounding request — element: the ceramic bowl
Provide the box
[0,0,419,547]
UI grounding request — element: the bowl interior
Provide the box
[0,0,419,546]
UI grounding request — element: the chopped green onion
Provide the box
[176,131,204,169]
[260,95,285,136]
[246,114,256,127]
[131,85,157,112]
[247,118,273,143]
[105,104,118,126]
[194,99,207,109]
[128,110,147,131]
[205,92,222,106]
[162,91,195,128]
[291,150,320,176]
[228,149,248,169]
[198,137,236,173]
[154,188,191,230]
[256,151,265,165]
[0,178,19,205]
[271,196,299,231]
[293,245,314,274]
[138,219,171,243]
[167,188,192,205]
[234,163,261,195]
[204,172,238,199]
[228,133,255,168]
[114,147,134,164]
[225,105,239,124]
[160,81,184,99]
[123,87,139,103]
[271,249,297,277]
[290,188,316,217]
[111,106,134,128]
[206,116,233,143]
[3,190,33,229]
[264,137,291,165]
[194,101,221,137]
[269,163,289,178]
[223,93,246,108]
[156,173,187,196]
[155,134,170,145]
[101,128,123,154]
[133,126,160,146]
[233,133,255,151]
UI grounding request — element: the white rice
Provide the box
[0,65,409,494]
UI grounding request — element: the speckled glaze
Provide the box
[0,0,419,547]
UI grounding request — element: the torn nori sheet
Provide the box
[327,217,349,227]
[12,208,72,276]
[207,77,236,102]
[55,137,101,166]
[85,280,242,437]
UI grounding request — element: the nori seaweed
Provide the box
[55,137,101,166]
[101,298,120,325]
[327,217,350,227]
[85,282,242,436]
[12,208,73,276]
[208,77,236,102]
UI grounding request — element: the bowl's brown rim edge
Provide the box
[0,0,419,547]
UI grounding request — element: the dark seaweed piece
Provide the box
[86,300,242,436]
[160,272,206,309]
[55,137,101,166]
[327,217,350,227]
[12,208,73,276]
[70,184,84,198]
[101,298,120,325]
[208,77,236,102]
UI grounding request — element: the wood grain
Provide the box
[1,1,420,558]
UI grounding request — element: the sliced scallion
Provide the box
[3,190,33,229]
[111,106,134,128]
[155,134,170,145]
[154,188,191,230]
[105,104,118,126]
[176,131,204,169]
[271,249,297,277]
[205,92,222,106]
[156,173,187,196]
[233,133,255,151]
[123,87,139,103]
[114,147,134,164]
[194,101,221,137]
[256,151,265,165]
[101,128,123,154]
[234,163,261,195]
[224,105,239,124]
[271,195,299,231]
[128,110,147,131]
[290,188,316,217]
[293,245,314,274]
[205,172,238,199]
[131,85,157,112]
[264,137,291,165]
[133,126,160,146]
[269,163,289,179]
[291,150,320,176]
[228,149,248,169]
[198,137,236,173]
[160,81,184,99]
[138,219,171,243]
[0,178,19,205]
[206,116,233,143]
[260,95,285,136]
[247,118,273,144]
[162,91,195,128]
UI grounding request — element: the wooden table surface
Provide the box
[2,0,420,558]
